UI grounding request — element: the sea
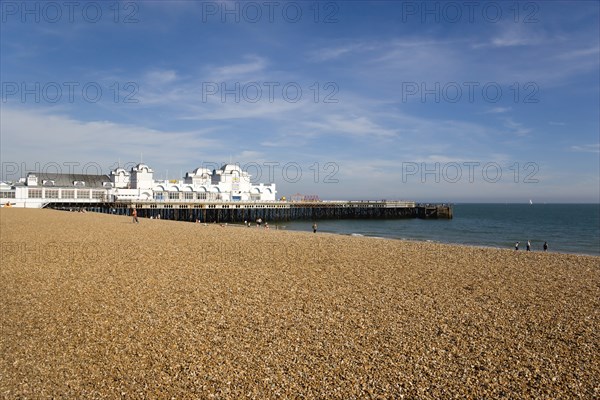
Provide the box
[281,204,600,256]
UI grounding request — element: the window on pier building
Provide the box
[250,194,260,201]
[62,190,75,199]
[169,192,180,200]
[45,189,59,199]
[184,192,194,200]
[154,192,164,200]
[77,189,90,199]
[92,191,104,199]
[0,191,16,198]
[28,189,42,198]
[197,192,207,200]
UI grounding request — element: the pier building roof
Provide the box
[26,172,111,188]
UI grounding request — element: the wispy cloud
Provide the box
[207,55,268,82]
[473,23,547,49]
[502,118,532,137]
[556,46,600,60]
[485,107,512,114]
[144,69,178,84]
[304,115,399,138]
[181,99,306,121]
[308,42,377,62]
[570,144,600,154]
[0,107,223,172]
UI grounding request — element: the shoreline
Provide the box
[10,208,600,258]
[222,219,599,258]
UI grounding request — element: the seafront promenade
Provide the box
[1,209,598,398]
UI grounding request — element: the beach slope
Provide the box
[1,209,598,398]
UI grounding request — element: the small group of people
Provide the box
[132,209,163,222]
[515,240,548,251]
[242,219,270,229]
[256,218,269,229]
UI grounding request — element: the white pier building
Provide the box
[0,163,277,208]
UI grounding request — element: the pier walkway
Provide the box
[46,200,453,222]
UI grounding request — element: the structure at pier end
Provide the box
[0,163,277,208]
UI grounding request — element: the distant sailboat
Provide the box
[529,199,533,205]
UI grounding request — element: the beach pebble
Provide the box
[1,209,598,398]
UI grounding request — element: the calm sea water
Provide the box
[281,204,600,256]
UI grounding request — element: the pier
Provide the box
[46,200,453,222]
[4,165,453,223]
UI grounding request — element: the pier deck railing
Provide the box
[112,199,417,209]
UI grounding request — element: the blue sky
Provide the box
[1,0,598,202]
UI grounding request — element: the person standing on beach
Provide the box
[515,241,519,251]
[527,240,531,251]
[312,222,318,233]
[543,241,548,251]
[132,208,139,223]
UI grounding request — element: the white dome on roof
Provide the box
[191,167,212,176]
[220,164,242,173]
[132,163,153,172]
[111,167,130,175]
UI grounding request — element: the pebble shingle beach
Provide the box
[1,209,598,398]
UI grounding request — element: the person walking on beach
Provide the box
[527,240,531,251]
[515,241,519,251]
[132,208,139,223]
[312,222,318,233]
[543,241,548,251]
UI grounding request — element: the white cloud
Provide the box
[472,23,547,49]
[0,107,222,175]
[570,144,600,154]
[181,98,306,121]
[485,107,511,114]
[308,42,378,62]
[556,46,600,60]
[502,118,532,137]
[144,69,178,84]
[207,55,267,82]
[304,115,398,138]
